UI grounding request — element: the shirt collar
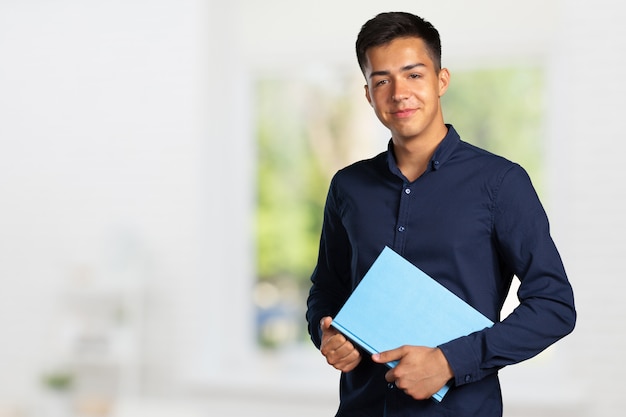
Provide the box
[431,124,461,171]
[386,124,461,177]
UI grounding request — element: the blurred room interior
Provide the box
[0,1,624,416]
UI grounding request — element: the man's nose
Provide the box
[391,80,409,101]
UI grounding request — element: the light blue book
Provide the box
[331,246,493,402]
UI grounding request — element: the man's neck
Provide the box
[392,125,448,182]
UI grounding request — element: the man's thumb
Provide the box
[320,316,333,330]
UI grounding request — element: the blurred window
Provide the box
[254,66,545,349]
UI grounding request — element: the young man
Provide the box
[306,12,576,417]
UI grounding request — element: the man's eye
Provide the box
[409,73,421,79]
[375,80,388,87]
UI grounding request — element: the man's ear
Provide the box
[364,84,373,106]
[438,68,450,97]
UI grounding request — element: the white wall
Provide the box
[0,0,219,408]
[0,1,624,416]
[543,1,626,415]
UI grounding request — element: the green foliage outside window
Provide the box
[255,79,328,284]
[442,67,545,192]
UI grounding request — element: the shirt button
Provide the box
[398,226,405,232]
[465,375,472,383]
[388,382,395,389]
[404,188,411,194]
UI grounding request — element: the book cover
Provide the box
[331,246,493,402]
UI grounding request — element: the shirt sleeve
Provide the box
[438,164,576,387]
[306,177,353,349]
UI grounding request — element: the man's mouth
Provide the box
[391,108,417,118]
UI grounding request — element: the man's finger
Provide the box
[372,346,404,364]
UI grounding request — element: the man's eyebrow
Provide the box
[402,63,426,71]
[368,69,390,79]
[368,63,426,79]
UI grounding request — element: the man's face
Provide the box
[363,36,449,144]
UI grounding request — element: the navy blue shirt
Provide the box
[306,125,576,417]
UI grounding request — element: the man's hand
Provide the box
[319,316,362,372]
[372,346,454,400]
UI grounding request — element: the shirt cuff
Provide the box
[438,336,482,387]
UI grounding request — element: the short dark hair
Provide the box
[356,12,442,74]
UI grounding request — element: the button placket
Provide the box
[393,184,412,250]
